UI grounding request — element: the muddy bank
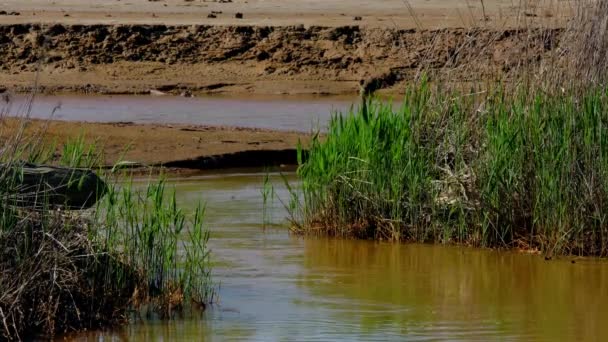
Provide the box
[3,118,309,169]
[162,149,300,170]
[0,24,563,96]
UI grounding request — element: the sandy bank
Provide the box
[0,23,563,96]
[4,118,309,169]
[0,0,570,29]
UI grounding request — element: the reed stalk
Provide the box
[293,81,608,257]
[0,107,214,339]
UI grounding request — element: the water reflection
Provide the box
[300,238,608,341]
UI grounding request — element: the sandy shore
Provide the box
[3,118,309,169]
[0,0,571,29]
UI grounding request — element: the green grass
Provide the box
[294,81,608,257]
[0,128,214,338]
[96,175,214,312]
[60,133,102,168]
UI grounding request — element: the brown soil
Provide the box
[4,118,309,168]
[0,0,571,29]
[0,23,564,96]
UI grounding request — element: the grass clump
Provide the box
[97,177,213,314]
[0,120,214,339]
[294,82,608,257]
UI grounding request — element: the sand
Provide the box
[2,118,309,168]
[0,0,571,29]
[0,0,573,96]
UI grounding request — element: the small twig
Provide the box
[44,232,71,253]
[0,307,11,339]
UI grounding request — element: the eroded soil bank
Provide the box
[3,118,309,169]
[0,24,563,96]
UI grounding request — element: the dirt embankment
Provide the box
[3,118,310,169]
[0,24,563,96]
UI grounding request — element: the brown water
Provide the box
[8,94,359,131]
[67,171,608,341]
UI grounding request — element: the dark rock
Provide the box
[2,163,107,210]
[235,12,243,19]
[256,50,270,61]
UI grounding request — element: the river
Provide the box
[8,94,359,131]
[65,171,608,341]
[12,93,607,341]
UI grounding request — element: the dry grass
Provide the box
[557,0,608,88]
[0,93,214,340]
[0,212,137,339]
[385,0,608,94]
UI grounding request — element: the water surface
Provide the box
[67,171,608,341]
[7,94,359,131]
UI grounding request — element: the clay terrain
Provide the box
[0,0,572,96]
[0,24,565,96]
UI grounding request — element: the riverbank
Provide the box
[3,118,309,169]
[0,24,563,96]
[294,83,608,258]
[0,123,214,339]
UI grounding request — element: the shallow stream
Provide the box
[8,94,359,131]
[13,94,607,341]
[66,171,608,341]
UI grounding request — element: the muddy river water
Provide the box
[65,171,608,341]
[10,94,360,131]
[13,94,607,340]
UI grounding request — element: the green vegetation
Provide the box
[293,82,608,257]
[98,176,213,312]
[261,172,276,228]
[0,125,213,339]
[60,133,102,168]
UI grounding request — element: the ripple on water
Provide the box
[62,172,608,341]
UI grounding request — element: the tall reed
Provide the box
[95,175,214,314]
[294,81,608,257]
[0,115,214,339]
